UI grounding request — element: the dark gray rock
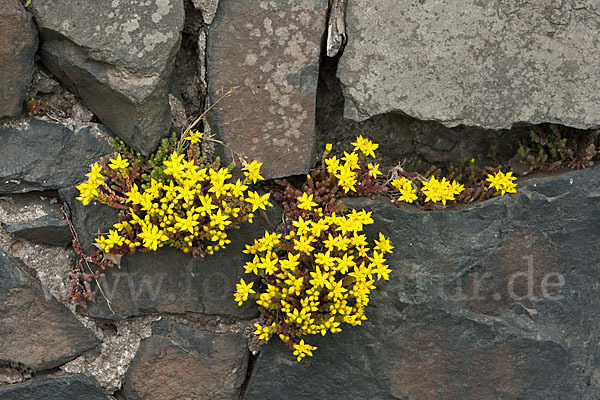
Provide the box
[2,214,71,247]
[0,118,112,194]
[1,194,71,246]
[245,167,600,399]
[0,374,109,400]
[0,0,37,118]
[33,0,185,155]
[60,186,281,320]
[123,319,248,400]
[207,0,328,179]
[0,250,99,371]
[338,1,600,130]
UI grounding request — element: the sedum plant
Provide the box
[76,131,271,258]
[237,136,393,361]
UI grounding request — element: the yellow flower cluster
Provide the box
[391,177,418,203]
[486,171,517,195]
[391,176,464,205]
[79,150,270,257]
[236,198,393,361]
[324,135,381,193]
[421,176,464,205]
[76,162,104,205]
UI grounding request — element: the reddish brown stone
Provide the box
[123,320,249,400]
[461,228,563,316]
[207,0,328,179]
[0,0,37,117]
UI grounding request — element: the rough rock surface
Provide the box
[60,187,281,320]
[0,250,99,371]
[32,0,185,155]
[207,0,328,179]
[245,167,600,399]
[0,0,37,118]
[338,1,600,129]
[0,374,110,400]
[192,0,219,24]
[1,193,71,246]
[0,118,112,194]
[123,319,248,400]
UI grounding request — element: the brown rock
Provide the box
[0,250,99,371]
[0,0,37,117]
[207,0,328,179]
[123,320,249,400]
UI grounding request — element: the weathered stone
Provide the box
[60,186,281,320]
[0,250,99,371]
[245,167,600,398]
[192,0,219,25]
[207,0,328,179]
[0,374,109,400]
[0,118,112,194]
[3,214,71,247]
[32,0,185,155]
[0,0,37,118]
[1,193,71,246]
[338,1,600,129]
[123,319,248,400]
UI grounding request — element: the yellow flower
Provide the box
[367,163,382,178]
[245,191,272,211]
[324,156,340,174]
[109,154,129,170]
[163,151,185,178]
[242,160,264,184]
[138,223,169,251]
[351,134,379,158]
[185,130,204,144]
[85,162,103,181]
[486,171,517,195]
[341,151,360,170]
[234,278,256,305]
[325,143,333,152]
[374,233,394,254]
[297,192,318,211]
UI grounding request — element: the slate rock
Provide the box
[0,0,37,118]
[0,374,109,400]
[2,214,71,247]
[60,186,282,320]
[0,250,99,371]
[245,167,600,398]
[338,1,600,129]
[33,0,185,155]
[123,319,248,400]
[0,118,112,194]
[207,0,328,179]
[1,194,71,246]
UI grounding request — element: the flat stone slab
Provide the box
[0,250,99,371]
[207,0,327,179]
[0,374,109,400]
[245,167,600,398]
[123,320,248,400]
[0,118,112,194]
[338,1,600,129]
[1,193,71,246]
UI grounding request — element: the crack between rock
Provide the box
[238,349,259,400]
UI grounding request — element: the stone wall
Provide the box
[1,0,599,399]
